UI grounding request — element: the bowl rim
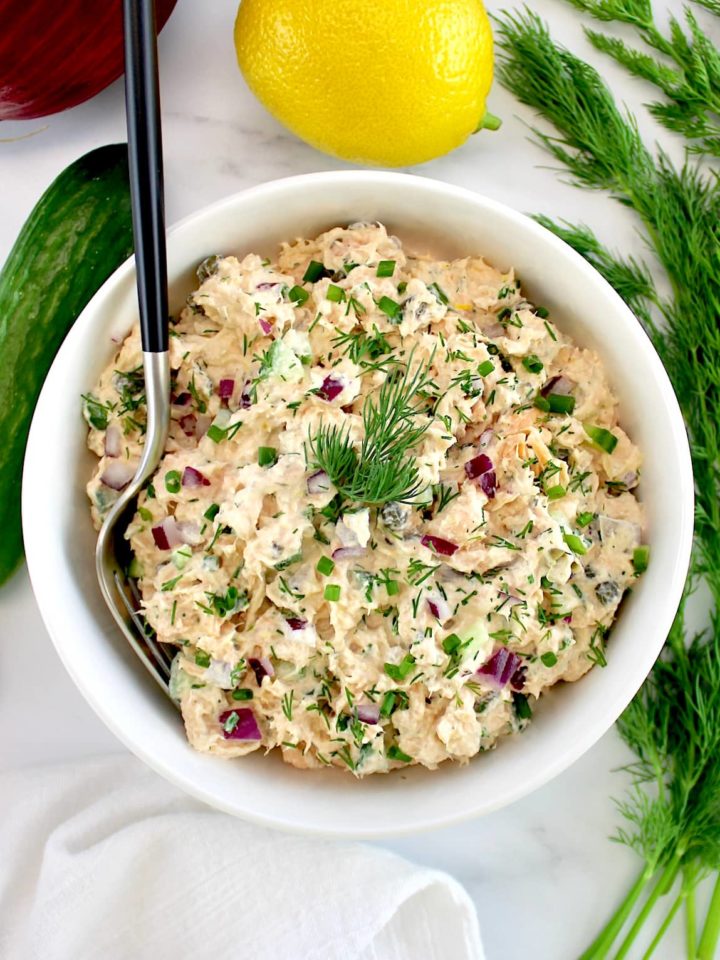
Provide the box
[22,170,694,836]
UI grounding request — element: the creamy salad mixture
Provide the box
[85,222,647,776]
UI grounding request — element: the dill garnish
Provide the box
[496,6,720,957]
[308,350,434,506]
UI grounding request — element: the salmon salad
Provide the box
[85,222,648,776]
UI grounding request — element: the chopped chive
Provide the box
[326,283,345,303]
[195,649,211,668]
[204,503,220,521]
[546,485,566,500]
[258,446,278,467]
[385,579,400,596]
[397,281,408,295]
[513,692,532,720]
[428,282,449,305]
[535,393,576,414]
[138,506,153,522]
[387,744,412,763]
[303,260,326,283]
[162,575,182,592]
[232,688,254,701]
[576,511,595,528]
[316,556,335,576]
[564,532,588,556]
[522,354,544,374]
[477,359,495,377]
[384,653,416,682]
[206,424,226,443]
[535,306,549,319]
[376,260,396,277]
[165,470,181,493]
[146,482,156,499]
[274,551,303,571]
[380,691,397,717]
[584,423,619,454]
[442,633,462,655]
[324,584,341,602]
[633,545,650,573]
[541,651,558,667]
[289,284,309,305]
[378,295,402,321]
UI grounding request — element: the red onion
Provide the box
[100,461,135,490]
[173,392,191,406]
[317,375,345,402]
[182,466,210,487]
[285,617,307,631]
[464,453,497,499]
[563,615,573,624]
[151,517,183,550]
[256,281,282,292]
[240,382,254,409]
[332,545,367,561]
[427,594,452,622]
[307,470,331,495]
[179,413,197,436]
[104,424,122,458]
[357,703,381,725]
[258,316,273,336]
[541,375,573,397]
[218,378,234,399]
[478,428,494,450]
[477,648,523,688]
[421,534,459,556]
[248,657,274,685]
[465,453,493,480]
[219,707,262,741]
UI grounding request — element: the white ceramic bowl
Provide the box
[23,172,693,837]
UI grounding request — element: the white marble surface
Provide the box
[1,1,712,957]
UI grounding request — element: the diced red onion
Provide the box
[219,707,262,741]
[281,619,318,647]
[510,664,527,691]
[307,470,331,495]
[240,381,253,409]
[478,428,494,450]
[218,378,234,399]
[541,375,573,397]
[336,518,362,548]
[258,316,273,335]
[465,453,493,480]
[248,657,274,685]
[357,703,381,725]
[480,470,497,499]
[173,392,191,406]
[285,617,307,631]
[100,461,135,490]
[256,281,282,292]
[477,648,523,688]
[465,453,497,499]
[182,466,210,487]
[332,545,367,561]
[421,534,459,556]
[427,594,452,622]
[317,375,345,402]
[104,424,122,458]
[563,615,573,624]
[179,413,197,436]
[151,517,184,550]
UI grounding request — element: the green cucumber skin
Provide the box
[0,144,134,585]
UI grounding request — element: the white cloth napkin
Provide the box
[0,755,484,960]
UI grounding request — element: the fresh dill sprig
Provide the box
[560,0,720,156]
[309,350,434,506]
[497,8,720,958]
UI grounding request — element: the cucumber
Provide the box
[0,144,134,585]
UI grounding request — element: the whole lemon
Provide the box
[234,0,497,167]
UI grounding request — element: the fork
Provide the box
[95,0,174,701]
